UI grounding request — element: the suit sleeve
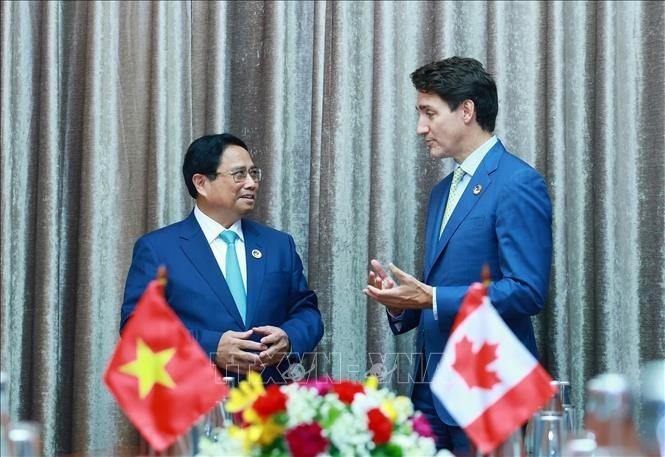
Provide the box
[387,309,421,335]
[435,168,552,322]
[120,235,159,331]
[279,235,324,358]
[489,168,552,318]
[120,236,223,358]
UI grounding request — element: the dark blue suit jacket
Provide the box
[120,212,324,383]
[389,140,552,424]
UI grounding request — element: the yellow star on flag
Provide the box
[119,338,176,399]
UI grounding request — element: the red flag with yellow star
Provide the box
[104,276,228,451]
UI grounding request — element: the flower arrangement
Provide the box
[198,372,453,457]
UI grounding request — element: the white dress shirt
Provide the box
[194,205,248,292]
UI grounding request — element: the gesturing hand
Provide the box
[215,329,266,374]
[363,259,433,311]
[253,325,291,368]
[366,259,402,315]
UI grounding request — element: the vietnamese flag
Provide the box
[104,276,228,451]
[431,283,556,454]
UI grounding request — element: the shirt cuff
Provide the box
[387,309,404,332]
[432,287,439,320]
[387,309,403,319]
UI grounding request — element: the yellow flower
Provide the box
[380,399,397,422]
[256,417,284,446]
[364,375,379,391]
[242,406,260,424]
[224,372,285,449]
[225,371,265,413]
[228,417,284,450]
[228,425,254,453]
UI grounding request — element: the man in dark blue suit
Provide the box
[364,57,552,453]
[121,133,323,384]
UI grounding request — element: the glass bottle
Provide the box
[638,360,665,457]
[533,412,564,457]
[7,421,41,457]
[220,376,237,425]
[585,373,642,456]
[1,372,10,457]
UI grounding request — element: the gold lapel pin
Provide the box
[473,184,482,195]
[251,249,262,259]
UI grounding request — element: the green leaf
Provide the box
[372,443,403,457]
[259,437,287,457]
[320,406,342,428]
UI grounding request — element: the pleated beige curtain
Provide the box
[1,0,663,455]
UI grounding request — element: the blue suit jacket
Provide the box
[389,140,552,424]
[120,212,324,383]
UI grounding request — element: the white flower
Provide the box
[318,393,346,422]
[324,406,373,457]
[198,427,248,456]
[434,450,457,457]
[282,384,321,427]
[391,395,414,423]
[390,433,438,456]
[350,391,382,417]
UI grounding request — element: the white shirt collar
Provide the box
[194,205,244,244]
[457,135,498,177]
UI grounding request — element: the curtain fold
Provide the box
[1,1,663,454]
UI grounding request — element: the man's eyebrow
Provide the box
[416,104,434,111]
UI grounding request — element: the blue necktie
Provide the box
[219,230,246,323]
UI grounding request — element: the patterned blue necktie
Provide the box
[219,230,246,323]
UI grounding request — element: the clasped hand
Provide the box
[215,326,290,374]
[363,259,433,311]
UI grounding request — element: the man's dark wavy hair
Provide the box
[411,56,498,132]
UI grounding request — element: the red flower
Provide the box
[412,413,434,438]
[331,380,365,404]
[285,423,329,457]
[252,385,287,418]
[367,408,392,444]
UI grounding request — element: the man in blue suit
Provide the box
[364,57,552,453]
[121,133,323,384]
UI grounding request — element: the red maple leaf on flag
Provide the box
[452,336,501,389]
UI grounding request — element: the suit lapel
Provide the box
[427,141,504,281]
[178,212,245,328]
[424,181,450,277]
[242,220,265,327]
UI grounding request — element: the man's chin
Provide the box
[237,203,255,214]
[428,146,451,159]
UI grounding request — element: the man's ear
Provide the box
[461,99,476,125]
[192,173,208,198]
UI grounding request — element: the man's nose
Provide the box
[416,118,428,135]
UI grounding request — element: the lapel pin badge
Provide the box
[473,184,482,195]
[251,249,262,259]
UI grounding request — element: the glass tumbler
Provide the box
[533,412,564,457]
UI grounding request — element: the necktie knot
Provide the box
[220,230,239,245]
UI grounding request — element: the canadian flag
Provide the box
[431,282,556,454]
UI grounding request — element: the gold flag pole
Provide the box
[157,265,168,287]
[482,264,491,287]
